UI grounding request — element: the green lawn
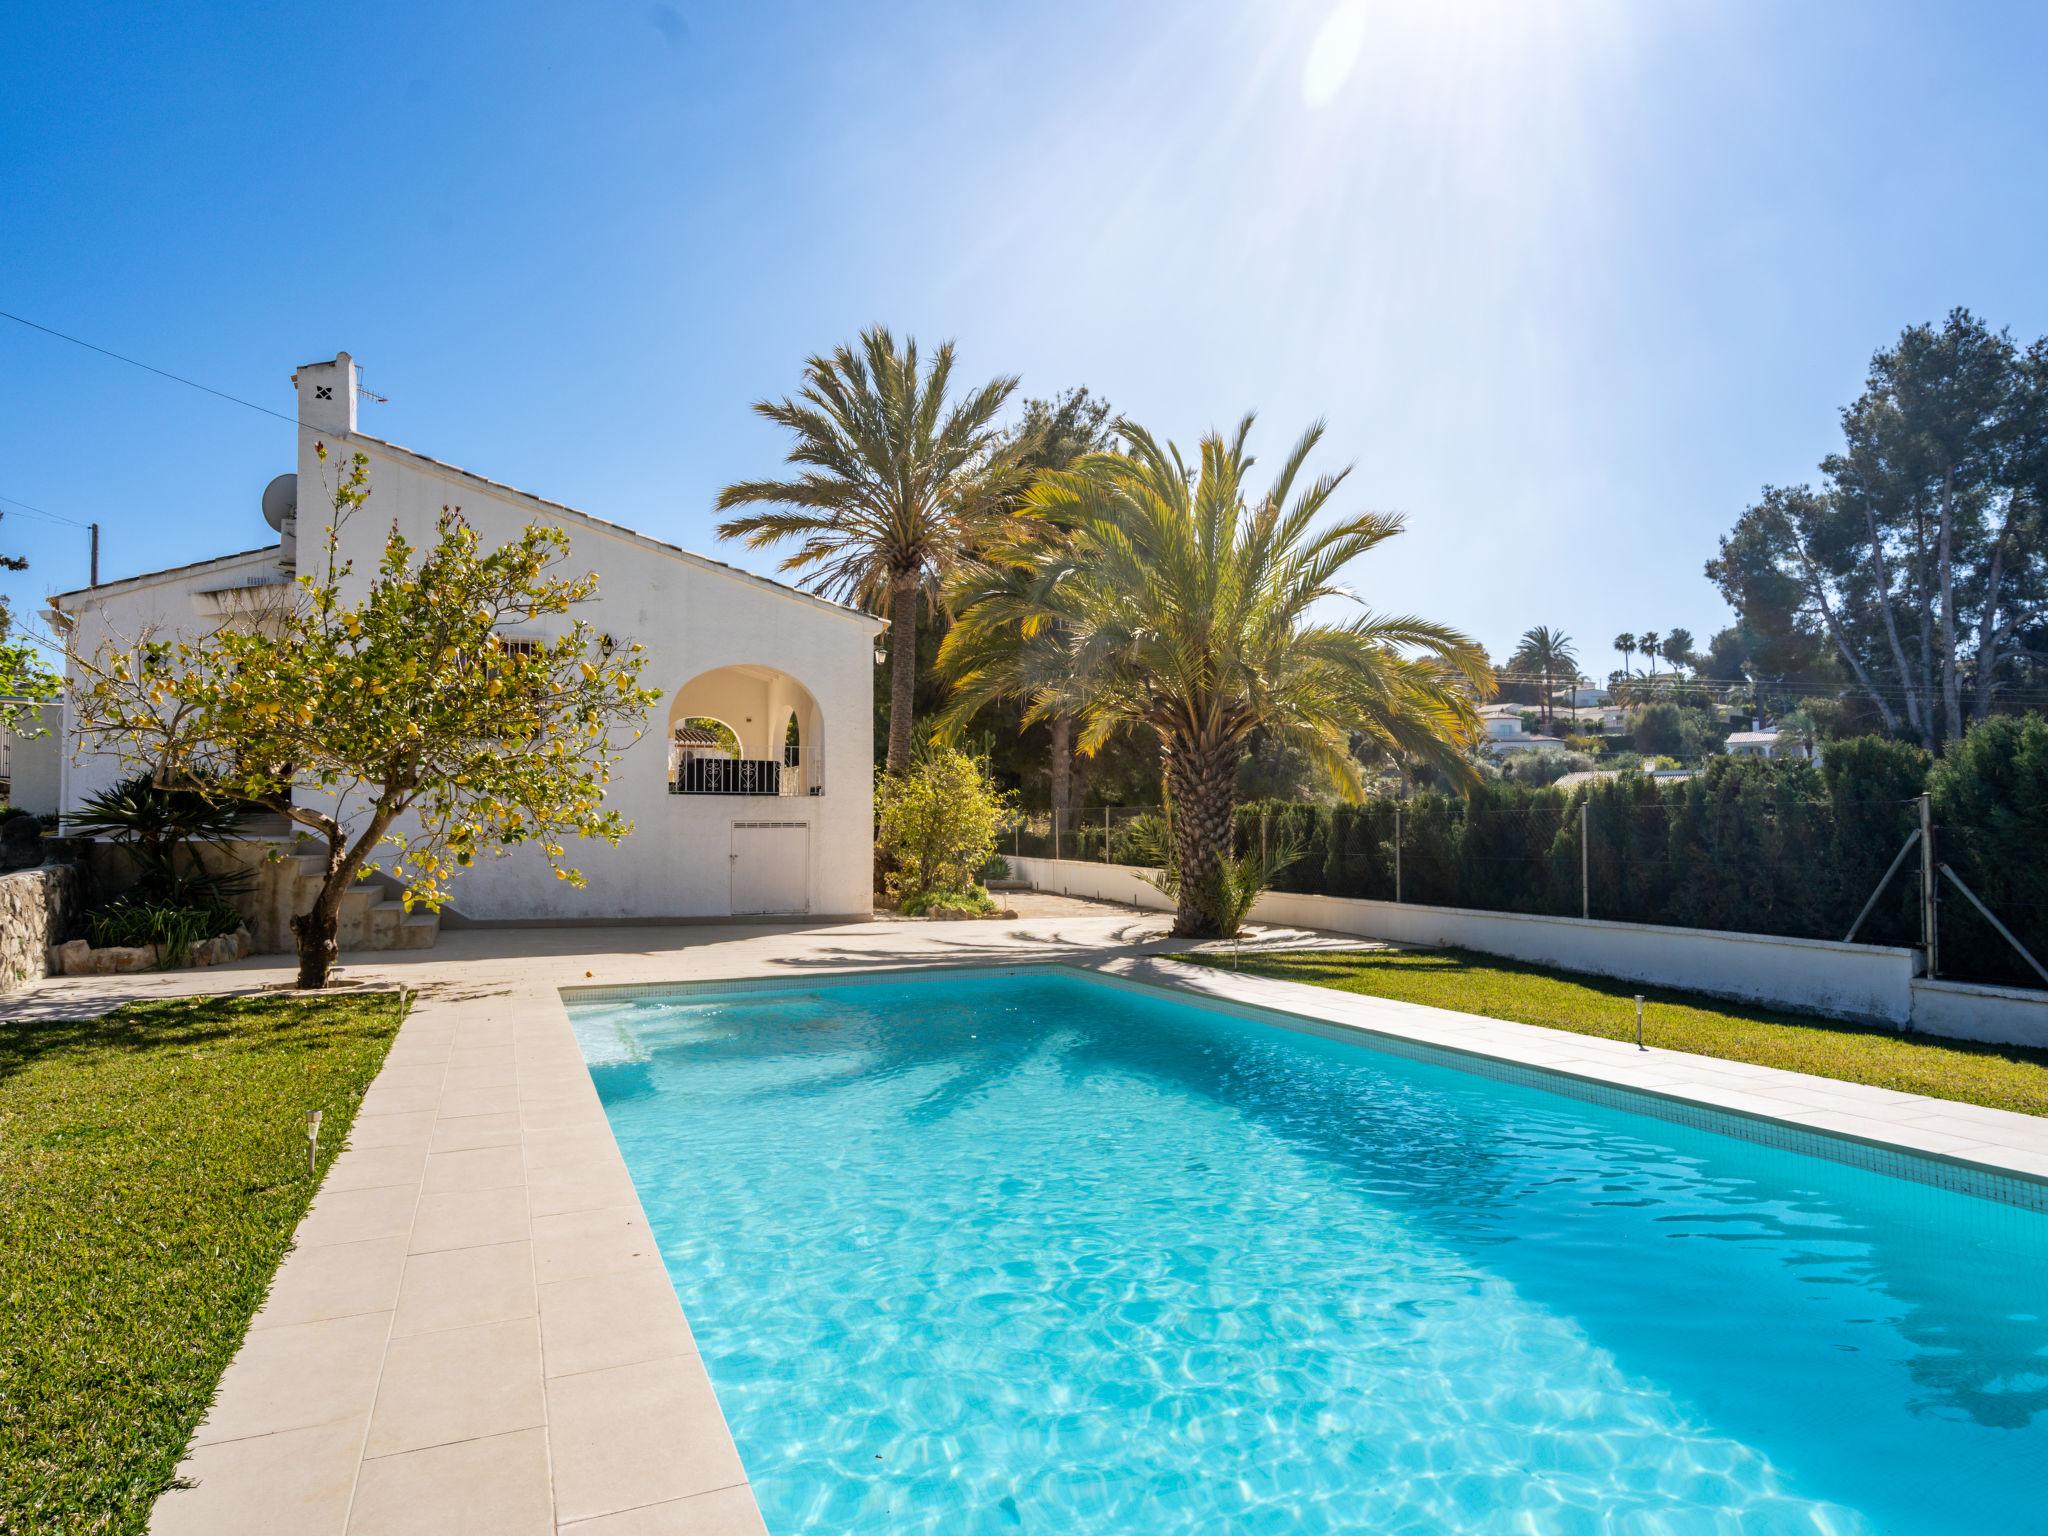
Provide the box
[0,991,407,1536]
[1181,947,2048,1118]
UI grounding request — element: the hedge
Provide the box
[1217,728,2048,991]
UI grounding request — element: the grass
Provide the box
[0,991,406,1536]
[1181,946,2048,1118]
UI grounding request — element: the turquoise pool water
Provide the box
[568,969,2048,1534]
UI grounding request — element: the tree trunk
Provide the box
[1972,492,2021,721]
[1937,466,1963,743]
[1791,513,1900,733]
[1163,735,1239,939]
[290,837,348,990]
[288,808,396,990]
[1048,714,1073,819]
[1856,495,1915,735]
[1912,504,1937,752]
[885,575,918,776]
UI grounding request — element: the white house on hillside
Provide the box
[1725,728,1818,764]
[1475,703,1567,754]
[47,352,884,924]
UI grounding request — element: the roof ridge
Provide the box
[351,433,881,628]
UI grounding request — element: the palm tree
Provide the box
[1639,629,1661,679]
[938,414,1487,938]
[715,327,1018,775]
[1613,632,1636,677]
[991,390,1116,819]
[1508,626,1577,730]
[1661,627,1695,676]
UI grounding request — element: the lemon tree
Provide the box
[71,448,660,987]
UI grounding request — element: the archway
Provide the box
[665,666,824,796]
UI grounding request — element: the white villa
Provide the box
[1725,727,1817,764]
[46,352,884,925]
[1475,703,1568,754]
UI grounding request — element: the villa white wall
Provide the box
[49,359,882,923]
[296,420,880,922]
[52,548,287,811]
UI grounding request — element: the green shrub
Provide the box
[1108,811,1170,867]
[1499,749,1595,787]
[85,899,243,968]
[898,885,999,917]
[876,747,1015,907]
[1631,702,1685,755]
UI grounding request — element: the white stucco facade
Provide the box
[50,352,883,922]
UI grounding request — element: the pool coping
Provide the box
[150,979,768,1536]
[153,944,2048,1535]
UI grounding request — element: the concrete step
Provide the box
[285,855,439,952]
[368,900,403,948]
[395,912,440,950]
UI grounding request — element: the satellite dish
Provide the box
[261,473,297,531]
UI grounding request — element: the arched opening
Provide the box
[666,666,824,797]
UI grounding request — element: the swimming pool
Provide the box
[567,967,2048,1534]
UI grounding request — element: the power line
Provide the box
[0,491,94,531]
[0,307,303,429]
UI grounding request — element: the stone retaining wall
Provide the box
[0,863,81,993]
[46,926,253,976]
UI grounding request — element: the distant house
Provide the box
[1476,703,1567,754]
[1554,685,1611,708]
[1725,728,1817,764]
[0,704,61,815]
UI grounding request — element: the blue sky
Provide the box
[5,1,2046,677]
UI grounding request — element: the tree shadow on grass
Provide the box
[0,991,400,1085]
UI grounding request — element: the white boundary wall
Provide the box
[1008,856,2047,1047]
[1909,979,2048,1050]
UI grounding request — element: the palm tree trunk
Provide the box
[1164,735,1238,939]
[1049,714,1073,818]
[886,575,918,775]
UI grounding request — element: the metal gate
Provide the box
[730,820,810,916]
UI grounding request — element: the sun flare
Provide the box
[1302,0,1371,108]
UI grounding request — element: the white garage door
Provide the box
[730,821,810,916]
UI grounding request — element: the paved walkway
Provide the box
[9,912,2042,1534]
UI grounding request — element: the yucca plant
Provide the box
[939,414,1488,938]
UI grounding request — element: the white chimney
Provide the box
[291,352,358,436]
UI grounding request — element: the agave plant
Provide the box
[939,413,1488,938]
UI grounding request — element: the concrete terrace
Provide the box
[11,909,2045,1534]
